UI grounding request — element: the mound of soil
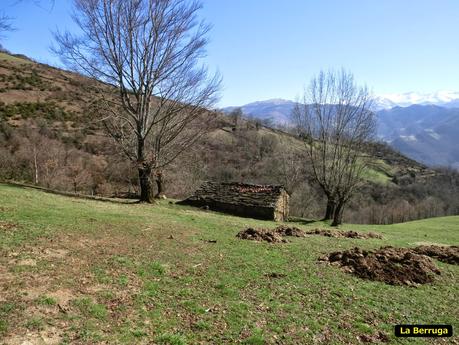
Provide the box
[264,272,287,279]
[306,228,382,239]
[274,225,306,237]
[236,226,306,243]
[358,331,390,343]
[236,228,286,243]
[320,246,441,286]
[414,245,459,265]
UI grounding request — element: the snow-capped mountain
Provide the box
[224,91,459,115]
[223,99,297,124]
[376,91,459,109]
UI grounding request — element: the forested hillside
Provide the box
[0,52,458,224]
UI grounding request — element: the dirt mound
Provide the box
[358,331,390,343]
[320,246,441,285]
[414,245,459,265]
[264,272,287,279]
[236,226,306,243]
[237,226,383,243]
[306,228,382,239]
[273,225,306,237]
[236,227,286,243]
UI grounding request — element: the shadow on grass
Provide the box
[287,217,320,226]
[1,181,139,205]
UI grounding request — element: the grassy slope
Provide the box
[0,53,33,64]
[0,184,458,345]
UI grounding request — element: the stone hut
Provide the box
[177,181,289,221]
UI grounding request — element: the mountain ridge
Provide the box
[223,90,459,113]
[222,99,459,169]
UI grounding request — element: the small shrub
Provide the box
[155,333,187,345]
[74,297,108,320]
[0,320,7,335]
[37,296,57,306]
[131,329,148,338]
[138,261,165,277]
[25,316,44,330]
[118,274,129,286]
[193,320,210,331]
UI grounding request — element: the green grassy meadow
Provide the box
[0,52,33,64]
[0,183,457,344]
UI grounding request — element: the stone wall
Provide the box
[177,181,289,221]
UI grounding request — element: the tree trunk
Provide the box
[331,200,345,226]
[138,166,154,203]
[154,170,165,199]
[322,198,336,221]
[33,147,39,184]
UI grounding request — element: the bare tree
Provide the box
[229,107,242,129]
[0,14,13,38]
[53,0,221,202]
[292,69,376,226]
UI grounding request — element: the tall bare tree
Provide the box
[229,107,242,129]
[0,14,13,38]
[53,0,220,202]
[292,69,376,226]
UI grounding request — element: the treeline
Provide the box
[345,173,459,224]
[1,116,458,224]
[0,120,136,196]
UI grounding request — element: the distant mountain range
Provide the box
[376,91,459,110]
[223,99,295,124]
[222,97,459,169]
[377,105,459,169]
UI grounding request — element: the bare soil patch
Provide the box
[237,227,286,243]
[4,327,63,345]
[306,228,382,239]
[41,248,69,259]
[236,226,382,243]
[358,331,390,343]
[273,225,306,237]
[16,258,37,266]
[320,246,441,286]
[0,221,18,232]
[236,226,306,243]
[48,289,77,310]
[414,245,459,265]
[0,268,15,301]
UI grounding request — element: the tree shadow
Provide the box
[1,181,138,205]
[287,217,319,225]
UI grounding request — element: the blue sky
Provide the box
[2,0,459,106]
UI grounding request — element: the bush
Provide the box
[0,101,70,121]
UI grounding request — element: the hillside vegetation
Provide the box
[0,184,458,344]
[224,99,459,169]
[0,52,458,224]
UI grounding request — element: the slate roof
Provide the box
[180,181,287,208]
